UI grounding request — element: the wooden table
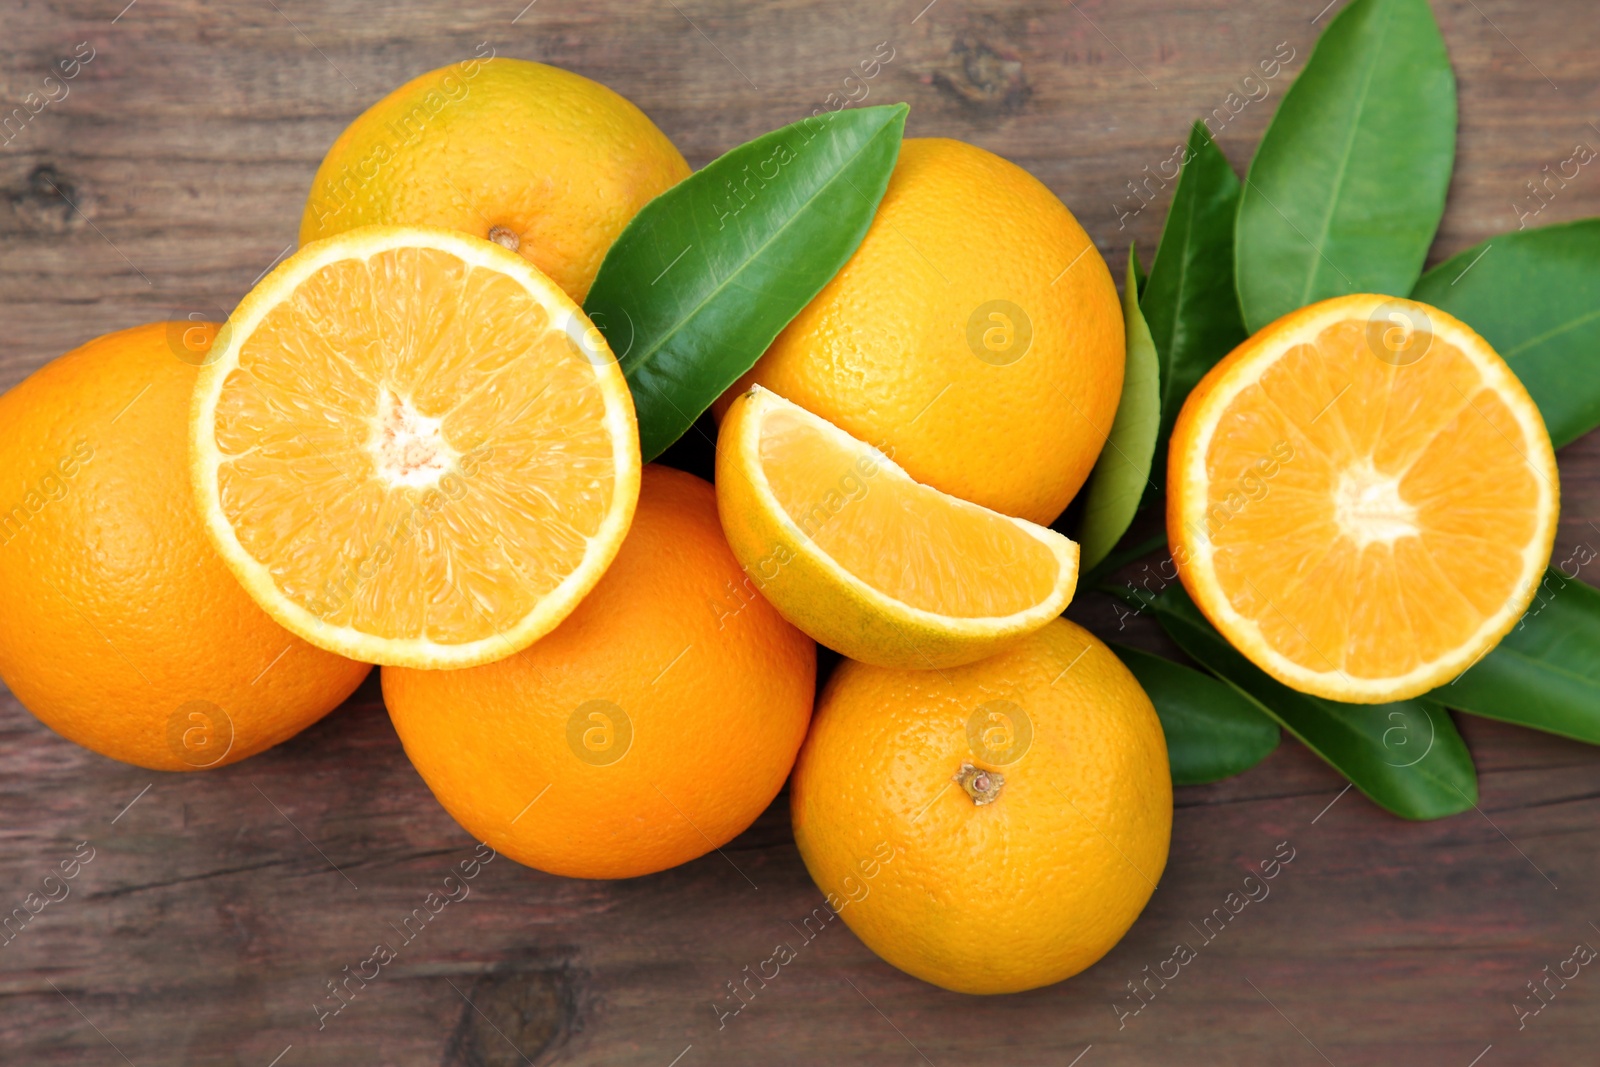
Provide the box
[3,1,1598,1063]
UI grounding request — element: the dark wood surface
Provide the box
[3,1,1599,1063]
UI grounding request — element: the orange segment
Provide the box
[191,226,640,668]
[1169,294,1558,703]
[716,386,1078,670]
[758,403,1060,617]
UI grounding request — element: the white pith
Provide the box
[1333,459,1419,549]
[369,386,458,490]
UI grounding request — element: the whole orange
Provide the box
[719,137,1123,525]
[0,324,371,771]
[300,57,690,302]
[791,618,1170,994]
[383,465,816,879]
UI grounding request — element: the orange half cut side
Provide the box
[1168,293,1558,703]
[190,225,640,668]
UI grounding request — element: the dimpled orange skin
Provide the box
[718,137,1124,525]
[0,324,372,771]
[383,466,816,880]
[791,618,1170,994]
[299,58,690,303]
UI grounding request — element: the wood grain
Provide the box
[2,0,1599,1063]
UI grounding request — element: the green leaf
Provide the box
[1411,219,1600,449]
[1235,0,1456,333]
[1111,643,1280,785]
[1130,243,1148,297]
[1076,249,1161,569]
[1142,121,1248,486]
[1441,567,1600,745]
[1151,585,1478,819]
[585,105,908,461]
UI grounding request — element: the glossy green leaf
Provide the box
[1077,250,1161,569]
[1152,585,1477,819]
[1411,219,1600,449]
[1235,0,1456,332]
[585,105,908,461]
[1441,567,1600,745]
[1142,120,1248,486]
[1111,643,1280,785]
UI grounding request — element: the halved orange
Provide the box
[716,386,1078,669]
[190,226,640,668]
[1169,293,1558,703]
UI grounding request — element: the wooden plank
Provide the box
[2,0,1598,1063]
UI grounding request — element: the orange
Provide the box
[384,465,815,879]
[716,386,1079,668]
[300,57,690,302]
[190,226,640,669]
[1169,294,1559,703]
[717,137,1123,525]
[0,324,370,771]
[791,618,1170,994]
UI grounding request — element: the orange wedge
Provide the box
[190,226,640,668]
[1169,293,1558,703]
[716,386,1078,669]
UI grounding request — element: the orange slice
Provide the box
[190,226,640,668]
[716,386,1078,669]
[1169,293,1558,703]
